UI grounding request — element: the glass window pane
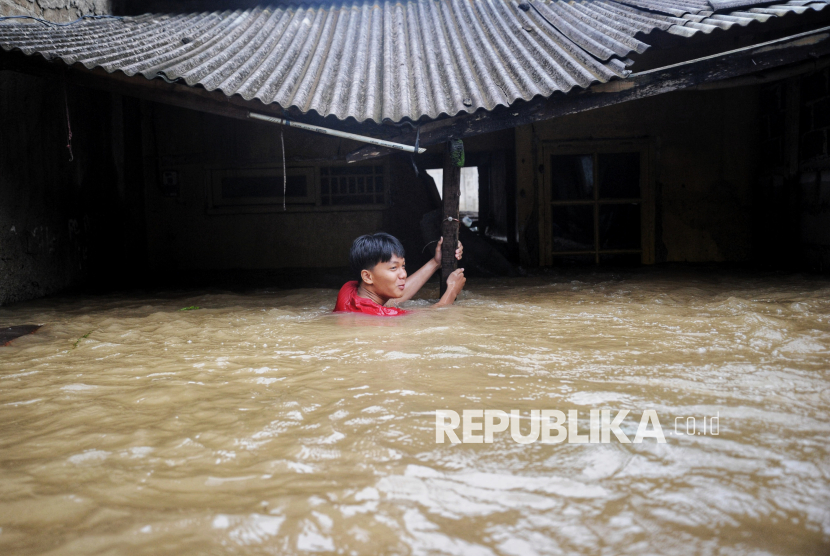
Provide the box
[550,154,593,200]
[331,166,375,176]
[221,176,277,198]
[221,175,307,199]
[551,205,594,252]
[598,152,640,199]
[599,204,641,249]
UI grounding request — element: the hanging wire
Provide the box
[281,129,286,211]
[421,239,438,253]
[409,125,422,177]
[63,81,74,162]
[0,15,122,26]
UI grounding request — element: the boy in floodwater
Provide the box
[334,232,465,316]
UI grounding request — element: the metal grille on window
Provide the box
[320,165,385,206]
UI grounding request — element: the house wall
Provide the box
[517,86,761,266]
[142,103,437,273]
[1,0,122,305]
[0,70,143,305]
[797,69,830,270]
[757,67,830,271]
[144,86,766,275]
[4,60,821,307]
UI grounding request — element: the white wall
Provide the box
[426,167,479,212]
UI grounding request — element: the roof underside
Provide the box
[1,0,828,123]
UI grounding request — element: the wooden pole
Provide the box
[441,140,462,296]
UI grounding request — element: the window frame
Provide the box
[209,166,316,208]
[319,163,389,208]
[205,161,389,214]
[539,139,654,265]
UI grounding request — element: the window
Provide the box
[541,142,652,264]
[320,165,385,206]
[210,167,315,207]
[207,163,387,213]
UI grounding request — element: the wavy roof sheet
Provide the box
[1,0,828,123]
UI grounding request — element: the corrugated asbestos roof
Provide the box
[1,0,828,123]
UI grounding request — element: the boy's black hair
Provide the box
[350,232,405,282]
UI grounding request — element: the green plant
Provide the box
[73,330,93,349]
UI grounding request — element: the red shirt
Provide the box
[334,281,408,317]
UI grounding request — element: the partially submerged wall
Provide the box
[1,72,91,304]
[144,86,763,274]
[0,68,144,306]
[516,86,760,265]
[757,68,830,271]
[142,103,437,273]
[798,69,830,270]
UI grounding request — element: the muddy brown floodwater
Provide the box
[1,269,829,555]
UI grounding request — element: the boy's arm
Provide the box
[434,268,466,307]
[392,238,463,304]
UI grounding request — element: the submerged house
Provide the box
[2,0,830,304]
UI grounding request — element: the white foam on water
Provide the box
[61,383,97,392]
[68,450,110,464]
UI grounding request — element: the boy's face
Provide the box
[362,255,407,299]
